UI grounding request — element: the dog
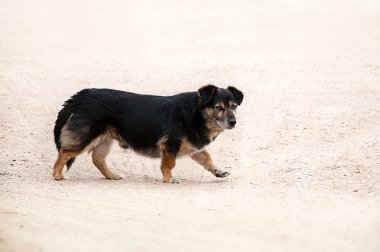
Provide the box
[53,84,243,183]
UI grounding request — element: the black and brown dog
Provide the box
[53,85,243,183]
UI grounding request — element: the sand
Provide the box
[1,0,380,251]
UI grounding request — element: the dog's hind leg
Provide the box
[191,150,230,178]
[91,135,123,180]
[53,149,79,180]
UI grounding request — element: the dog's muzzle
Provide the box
[217,118,236,129]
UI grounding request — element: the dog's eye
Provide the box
[214,105,223,112]
[231,104,237,110]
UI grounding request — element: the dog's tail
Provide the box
[65,157,76,170]
[54,97,76,170]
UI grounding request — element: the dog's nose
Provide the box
[228,119,236,127]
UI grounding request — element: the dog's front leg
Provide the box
[160,149,180,183]
[191,150,230,178]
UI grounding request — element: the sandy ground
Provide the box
[1,0,380,251]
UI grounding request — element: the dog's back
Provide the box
[54,89,200,159]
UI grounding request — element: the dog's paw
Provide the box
[53,173,65,180]
[163,178,181,184]
[213,169,230,178]
[106,173,124,180]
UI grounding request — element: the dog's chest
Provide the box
[177,138,199,157]
[209,131,221,142]
[177,135,218,157]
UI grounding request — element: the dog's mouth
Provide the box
[216,120,235,129]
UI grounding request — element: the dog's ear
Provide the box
[198,84,218,107]
[227,86,244,105]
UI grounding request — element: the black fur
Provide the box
[198,84,218,107]
[54,86,243,169]
[227,86,244,105]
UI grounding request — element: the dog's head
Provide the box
[198,84,244,130]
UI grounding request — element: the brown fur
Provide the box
[91,134,123,179]
[159,144,177,182]
[190,150,216,172]
[202,107,225,141]
[53,149,80,180]
[191,150,230,178]
[177,138,199,157]
[54,125,126,180]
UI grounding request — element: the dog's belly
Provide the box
[133,146,161,158]
[116,135,208,159]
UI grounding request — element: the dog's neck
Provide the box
[204,120,225,142]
